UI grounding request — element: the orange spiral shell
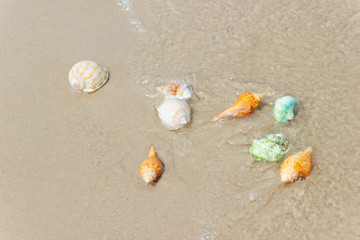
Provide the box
[211,92,264,121]
[280,147,312,183]
[233,92,263,109]
[139,146,163,184]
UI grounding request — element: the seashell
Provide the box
[280,147,312,183]
[157,80,193,100]
[157,98,191,130]
[273,96,299,123]
[211,92,264,121]
[250,133,289,162]
[68,60,109,94]
[139,146,163,184]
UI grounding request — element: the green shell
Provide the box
[273,96,299,123]
[265,133,289,148]
[249,133,289,162]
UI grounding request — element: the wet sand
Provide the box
[1,0,360,239]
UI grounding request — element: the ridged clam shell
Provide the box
[139,146,163,184]
[280,147,312,183]
[211,92,264,121]
[157,99,191,130]
[249,133,289,162]
[157,80,193,100]
[273,96,299,123]
[68,60,109,93]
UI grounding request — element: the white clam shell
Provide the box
[69,60,109,93]
[157,80,193,100]
[157,99,191,130]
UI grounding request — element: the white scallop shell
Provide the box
[157,99,191,130]
[157,80,193,100]
[68,60,109,93]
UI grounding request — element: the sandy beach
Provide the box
[1,0,359,239]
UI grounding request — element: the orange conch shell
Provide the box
[211,92,264,121]
[139,146,163,184]
[280,147,312,183]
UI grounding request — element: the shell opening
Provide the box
[281,167,299,183]
[141,167,157,184]
[281,172,293,183]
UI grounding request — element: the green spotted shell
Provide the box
[249,133,289,162]
[273,96,299,123]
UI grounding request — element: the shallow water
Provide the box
[1,0,360,239]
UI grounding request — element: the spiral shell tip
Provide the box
[305,147,313,153]
[148,146,156,158]
[252,93,265,102]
